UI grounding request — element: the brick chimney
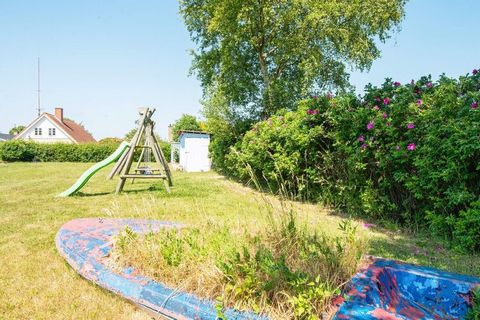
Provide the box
[55,107,64,123]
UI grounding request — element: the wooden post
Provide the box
[150,129,173,186]
[115,109,149,193]
[107,147,129,180]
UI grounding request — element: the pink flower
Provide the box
[382,113,388,119]
[363,223,376,229]
[373,106,380,111]
[473,69,478,75]
[471,101,478,109]
[366,122,374,130]
[383,98,390,105]
[357,135,365,142]
[407,143,416,151]
[307,109,319,115]
[326,92,333,99]
[361,143,368,150]
[394,81,401,87]
[416,99,423,106]
[407,123,415,129]
[426,82,433,88]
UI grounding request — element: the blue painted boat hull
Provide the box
[333,258,480,320]
[56,218,479,320]
[55,218,267,320]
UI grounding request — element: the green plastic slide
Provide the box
[58,141,130,197]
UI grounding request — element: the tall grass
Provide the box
[112,165,367,319]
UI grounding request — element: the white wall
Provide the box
[19,116,72,143]
[179,133,211,172]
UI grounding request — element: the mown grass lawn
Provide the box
[0,162,479,319]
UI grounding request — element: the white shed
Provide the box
[171,131,211,172]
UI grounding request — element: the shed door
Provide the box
[185,137,210,172]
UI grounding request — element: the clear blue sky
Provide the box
[0,1,479,140]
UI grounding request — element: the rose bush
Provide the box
[224,69,480,252]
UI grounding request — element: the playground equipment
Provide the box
[108,107,172,193]
[58,142,130,197]
[58,108,172,196]
[56,218,267,320]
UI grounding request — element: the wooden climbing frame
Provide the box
[108,108,172,193]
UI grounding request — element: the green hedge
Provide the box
[224,71,480,252]
[0,140,171,163]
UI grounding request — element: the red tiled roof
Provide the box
[45,113,96,143]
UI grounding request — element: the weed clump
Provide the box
[113,211,366,319]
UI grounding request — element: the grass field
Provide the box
[0,162,479,319]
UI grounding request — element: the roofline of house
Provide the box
[178,130,210,135]
[14,113,78,143]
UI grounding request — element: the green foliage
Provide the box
[115,212,364,319]
[202,86,256,172]
[98,137,123,144]
[226,70,480,252]
[180,0,406,119]
[171,114,202,141]
[467,287,480,320]
[0,140,171,163]
[9,125,25,136]
[450,201,480,253]
[124,129,137,141]
[0,140,35,162]
[217,215,363,318]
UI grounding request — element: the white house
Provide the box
[15,108,96,144]
[171,130,211,172]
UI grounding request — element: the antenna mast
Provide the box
[37,57,41,116]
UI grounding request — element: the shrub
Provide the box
[0,140,35,162]
[225,69,480,252]
[450,201,480,253]
[0,141,171,163]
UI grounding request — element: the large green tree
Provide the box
[180,0,406,119]
[9,125,25,136]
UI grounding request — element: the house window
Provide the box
[34,128,42,136]
[48,128,56,136]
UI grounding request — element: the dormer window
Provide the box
[34,128,42,136]
[48,128,56,136]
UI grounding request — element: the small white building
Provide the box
[15,108,96,144]
[171,130,211,172]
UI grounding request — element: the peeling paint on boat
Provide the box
[333,258,480,319]
[55,218,267,320]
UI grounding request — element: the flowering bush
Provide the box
[226,69,480,252]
